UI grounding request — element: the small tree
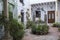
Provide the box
[9,19,24,40]
[2,0,12,40]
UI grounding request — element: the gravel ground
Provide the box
[22,27,60,40]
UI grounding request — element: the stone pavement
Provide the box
[22,27,60,40]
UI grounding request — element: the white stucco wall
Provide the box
[13,0,29,25]
[30,0,56,4]
[23,0,32,27]
[8,0,18,21]
[57,1,60,22]
[0,2,3,11]
[31,2,56,22]
[24,0,32,22]
[12,0,24,23]
[0,2,3,14]
[8,0,15,4]
[15,0,30,25]
[13,0,20,20]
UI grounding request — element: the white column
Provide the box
[55,0,58,22]
[24,9,27,28]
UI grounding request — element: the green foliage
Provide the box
[35,19,45,24]
[31,24,49,35]
[31,23,37,34]
[26,20,35,29]
[0,11,6,25]
[8,2,15,8]
[9,19,24,40]
[41,25,49,34]
[8,5,24,40]
[9,5,24,40]
[58,28,60,32]
[52,22,60,27]
[38,19,45,23]
[0,2,24,40]
[9,11,13,21]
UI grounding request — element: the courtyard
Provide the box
[23,27,60,40]
[0,0,60,40]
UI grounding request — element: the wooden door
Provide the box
[48,11,55,23]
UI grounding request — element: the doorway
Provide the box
[48,11,55,23]
[21,12,24,23]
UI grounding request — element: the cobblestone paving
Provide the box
[22,27,60,40]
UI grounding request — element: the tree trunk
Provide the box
[2,0,12,40]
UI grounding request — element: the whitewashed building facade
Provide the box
[31,0,60,24]
[16,0,31,26]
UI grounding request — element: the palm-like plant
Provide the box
[2,0,23,40]
[2,0,12,40]
[0,0,21,40]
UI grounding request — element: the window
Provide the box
[36,11,40,17]
[21,12,24,22]
[20,0,23,3]
[52,13,54,19]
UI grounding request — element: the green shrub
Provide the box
[26,20,34,29]
[10,19,24,40]
[58,28,60,32]
[42,25,49,34]
[52,23,60,27]
[31,23,37,34]
[35,19,45,24]
[31,24,49,35]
